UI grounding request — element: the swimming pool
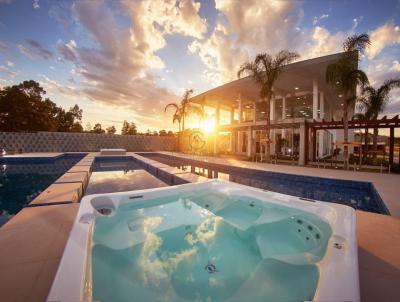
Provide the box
[138,153,389,215]
[85,157,168,195]
[48,180,359,301]
[0,153,85,226]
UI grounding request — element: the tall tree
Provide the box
[92,123,105,134]
[106,125,116,134]
[159,129,167,136]
[326,34,370,169]
[0,80,82,132]
[0,80,56,131]
[121,120,137,135]
[237,50,299,161]
[357,78,400,160]
[71,122,83,132]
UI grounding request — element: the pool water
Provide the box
[85,157,167,195]
[91,191,332,302]
[139,153,389,214]
[0,154,84,226]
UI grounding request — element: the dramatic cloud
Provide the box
[48,2,74,30]
[33,0,39,10]
[18,39,53,59]
[39,74,80,99]
[189,23,248,85]
[55,0,207,128]
[57,39,78,62]
[189,0,304,85]
[312,14,329,26]
[367,21,400,59]
[216,0,302,54]
[299,26,345,59]
[0,64,18,78]
[0,40,8,51]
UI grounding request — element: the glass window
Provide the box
[274,99,283,121]
[255,101,267,121]
[284,94,313,119]
[242,103,254,122]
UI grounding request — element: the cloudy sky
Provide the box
[0,0,399,132]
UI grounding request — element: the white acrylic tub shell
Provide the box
[47,179,360,302]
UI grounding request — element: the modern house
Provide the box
[189,53,356,165]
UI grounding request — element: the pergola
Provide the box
[306,115,400,165]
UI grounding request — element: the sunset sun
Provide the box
[201,117,216,133]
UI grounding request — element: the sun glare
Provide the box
[201,118,216,133]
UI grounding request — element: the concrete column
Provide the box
[230,107,235,124]
[270,96,275,121]
[318,92,325,157]
[238,94,242,124]
[299,123,306,165]
[230,130,236,153]
[313,80,318,120]
[213,134,218,155]
[215,102,220,126]
[270,129,275,156]
[247,127,252,157]
[319,92,324,119]
[253,102,256,124]
[282,97,286,120]
[213,102,220,155]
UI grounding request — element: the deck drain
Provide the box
[205,261,218,274]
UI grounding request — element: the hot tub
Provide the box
[47,180,359,302]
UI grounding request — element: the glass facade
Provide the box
[284,94,313,119]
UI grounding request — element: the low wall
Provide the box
[0,132,177,153]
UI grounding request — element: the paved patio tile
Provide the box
[357,211,400,302]
[29,183,82,205]
[67,165,91,174]
[0,204,78,302]
[55,172,88,187]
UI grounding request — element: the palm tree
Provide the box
[164,89,203,132]
[353,111,373,162]
[165,89,204,151]
[237,50,299,161]
[357,78,400,160]
[326,34,370,169]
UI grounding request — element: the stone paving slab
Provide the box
[357,211,400,302]
[29,183,82,205]
[74,161,92,166]
[55,172,88,186]
[0,204,79,302]
[67,165,91,174]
